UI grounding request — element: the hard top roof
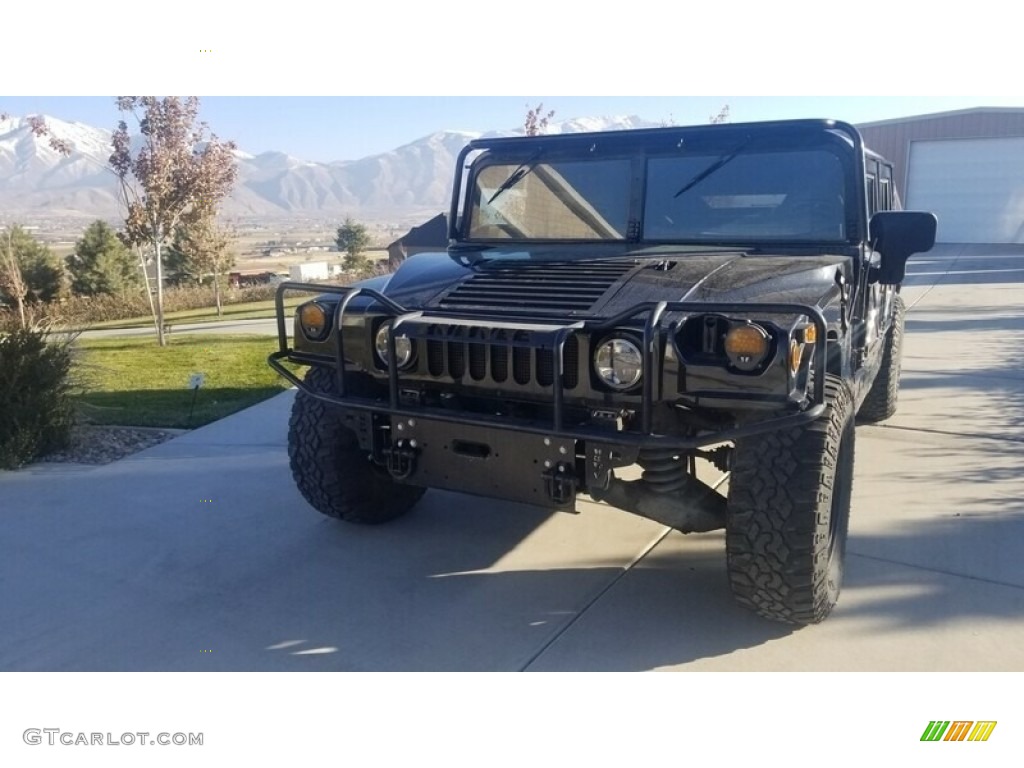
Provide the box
[466,118,864,154]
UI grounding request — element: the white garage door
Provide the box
[906,137,1024,243]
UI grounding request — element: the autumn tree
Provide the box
[335,217,371,274]
[67,220,141,297]
[109,96,237,345]
[166,213,234,315]
[0,112,71,154]
[524,102,555,136]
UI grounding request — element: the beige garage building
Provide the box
[857,107,1024,243]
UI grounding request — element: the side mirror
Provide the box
[869,211,937,285]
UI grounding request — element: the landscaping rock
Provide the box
[39,425,182,465]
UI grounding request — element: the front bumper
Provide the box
[268,282,829,454]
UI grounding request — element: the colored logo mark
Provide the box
[921,721,997,742]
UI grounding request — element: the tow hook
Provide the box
[386,439,418,480]
[543,462,577,506]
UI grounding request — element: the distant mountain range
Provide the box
[0,114,662,222]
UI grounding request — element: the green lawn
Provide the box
[73,334,300,428]
[81,296,304,330]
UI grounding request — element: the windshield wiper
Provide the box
[673,138,752,199]
[487,149,545,205]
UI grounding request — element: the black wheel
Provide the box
[725,374,855,624]
[287,366,425,523]
[858,293,906,423]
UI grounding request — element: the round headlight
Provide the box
[298,302,328,340]
[724,323,770,371]
[375,322,413,368]
[594,337,643,390]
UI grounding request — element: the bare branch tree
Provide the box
[524,102,555,136]
[660,104,731,127]
[709,104,731,124]
[109,97,237,345]
[0,228,29,329]
[0,226,67,328]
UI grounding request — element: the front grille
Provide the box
[424,325,579,389]
[438,261,635,314]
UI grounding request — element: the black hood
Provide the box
[376,247,850,318]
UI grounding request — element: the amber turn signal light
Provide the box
[724,323,770,371]
[789,339,804,374]
[298,302,328,340]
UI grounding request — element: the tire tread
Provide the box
[726,374,855,624]
[287,366,424,524]
[858,293,905,423]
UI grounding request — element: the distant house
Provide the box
[288,262,330,282]
[387,214,449,270]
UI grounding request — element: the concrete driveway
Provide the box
[2,245,1023,671]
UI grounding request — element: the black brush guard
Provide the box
[268,282,828,450]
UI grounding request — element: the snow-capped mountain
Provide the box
[0,114,662,220]
[0,115,122,215]
[485,114,661,138]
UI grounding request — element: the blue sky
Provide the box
[4,5,1019,162]
[3,96,1020,163]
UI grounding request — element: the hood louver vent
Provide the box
[437,261,635,315]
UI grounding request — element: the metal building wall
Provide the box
[857,108,1024,199]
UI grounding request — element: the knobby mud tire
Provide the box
[288,366,424,524]
[858,293,906,423]
[726,374,855,624]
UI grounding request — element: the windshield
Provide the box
[645,149,848,242]
[468,158,632,240]
[463,137,853,245]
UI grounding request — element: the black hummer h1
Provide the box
[269,119,936,625]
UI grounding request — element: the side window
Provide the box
[879,165,893,211]
[864,157,879,217]
[879,179,892,211]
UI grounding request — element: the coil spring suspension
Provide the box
[638,449,694,494]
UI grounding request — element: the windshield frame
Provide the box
[450,120,868,250]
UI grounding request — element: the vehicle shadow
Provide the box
[247,494,1024,671]
[4,417,1022,671]
[897,377,1024,446]
[842,514,1024,630]
[896,271,1024,440]
[247,509,799,672]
